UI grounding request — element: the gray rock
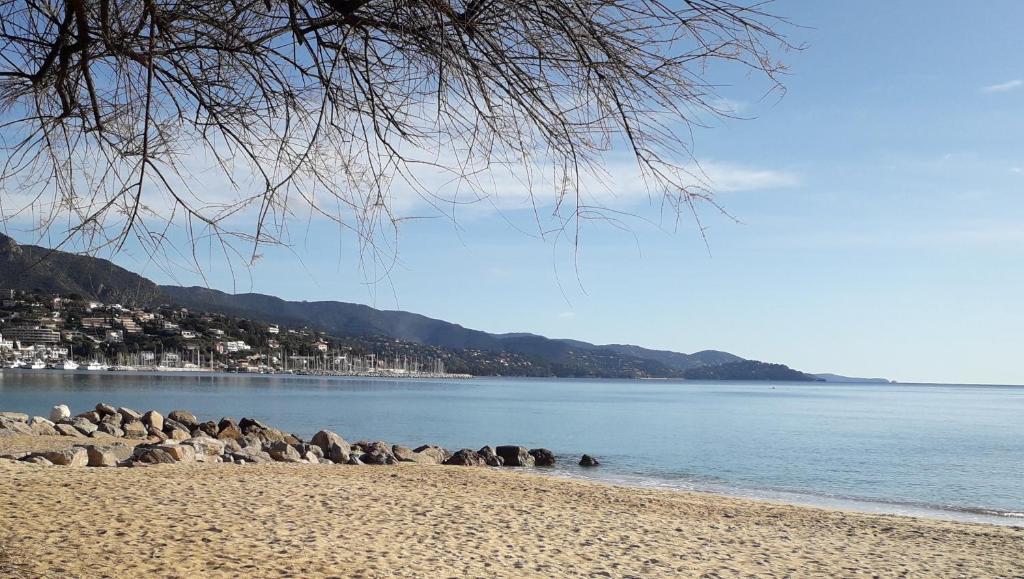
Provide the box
[162,417,189,433]
[54,423,84,437]
[239,417,269,432]
[76,411,102,424]
[311,430,347,455]
[71,417,98,435]
[40,448,88,466]
[529,448,556,467]
[579,454,600,467]
[0,418,32,435]
[135,448,177,464]
[347,455,364,465]
[221,438,242,453]
[157,444,197,462]
[217,418,242,440]
[478,446,504,467]
[392,445,417,462]
[147,427,169,442]
[0,412,29,422]
[167,410,198,428]
[444,449,487,466]
[182,436,226,460]
[95,403,117,416]
[327,441,351,464]
[29,416,55,427]
[85,444,133,467]
[413,445,452,464]
[239,434,263,449]
[496,445,535,467]
[23,456,53,466]
[117,407,142,421]
[360,450,397,465]
[142,410,164,431]
[96,423,124,437]
[195,421,219,438]
[121,420,148,439]
[266,441,302,462]
[168,428,189,441]
[100,412,123,428]
[49,404,71,422]
[29,420,59,436]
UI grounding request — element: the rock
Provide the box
[85,444,133,467]
[392,445,417,462]
[157,444,197,463]
[95,403,117,416]
[195,421,219,438]
[96,423,124,437]
[0,418,31,435]
[49,404,71,422]
[182,436,226,459]
[360,450,397,465]
[496,445,535,467]
[444,449,487,466]
[100,412,123,428]
[478,446,504,467]
[71,417,98,435]
[222,438,242,453]
[29,420,58,436]
[167,410,198,428]
[217,418,242,440]
[147,427,169,442]
[136,448,177,464]
[355,440,390,454]
[412,445,452,465]
[23,456,53,466]
[239,417,270,433]
[40,448,88,466]
[142,410,163,431]
[29,416,54,427]
[347,455,364,465]
[528,448,556,467]
[311,430,347,456]
[54,423,84,437]
[303,450,322,463]
[579,454,600,467]
[327,441,351,464]
[122,421,148,439]
[168,429,189,441]
[76,411,102,424]
[239,434,263,449]
[117,407,142,421]
[266,441,302,462]
[0,412,29,422]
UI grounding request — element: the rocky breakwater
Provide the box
[1,404,599,470]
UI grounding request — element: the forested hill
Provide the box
[1,233,817,380]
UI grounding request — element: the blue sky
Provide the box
[9,2,1024,384]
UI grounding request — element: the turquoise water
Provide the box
[2,371,1022,525]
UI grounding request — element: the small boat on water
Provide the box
[29,359,46,370]
[8,359,25,369]
[63,359,80,370]
[86,361,107,371]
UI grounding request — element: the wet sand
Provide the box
[1,447,1021,578]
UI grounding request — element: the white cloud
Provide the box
[981,79,1023,94]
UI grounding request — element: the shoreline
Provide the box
[2,455,1022,577]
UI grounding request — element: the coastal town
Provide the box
[0,289,465,378]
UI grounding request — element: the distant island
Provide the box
[2,233,838,381]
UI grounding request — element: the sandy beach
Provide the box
[1,438,1021,578]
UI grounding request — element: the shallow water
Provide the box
[2,371,1022,525]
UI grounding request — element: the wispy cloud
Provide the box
[980,79,1023,94]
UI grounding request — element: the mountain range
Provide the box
[1,232,829,380]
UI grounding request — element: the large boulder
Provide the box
[95,403,117,416]
[0,412,29,422]
[182,436,226,460]
[528,448,556,467]
[142,410,164,431]
[162,418,190,437]
[311,430,347,455]
[327,441,350,464]
[239,434,263,449]
[392,445,417,462]
[76,411,102,424]
[54,423,84,437]
[579,454,600,467]
[168,428,189,441]
[194,421,219,438]
[71,417,98,436]
[412,445,452,465]
[29,420,58,437]
[239,417,270,432]
[360,449,397,465]
[0,418,32,435]
[85,444,133,467]
[122,420,148,439]
[49,405,71,422]
[496,445,535,467]
[444,449,487,467]
[135,448,177,464]
[157,444,197,463]
[117,407,143,422]
[40,448,88,466]
[96,423,124,438]
[266,441,302,462]
[167,410,198,429]
[100,412,123,428]
[478,446,504,467]
[217,418,242,441]
[147,427,169,443]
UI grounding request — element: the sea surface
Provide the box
[2,371,1022,525]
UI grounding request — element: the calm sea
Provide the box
[2,372,1022,525]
